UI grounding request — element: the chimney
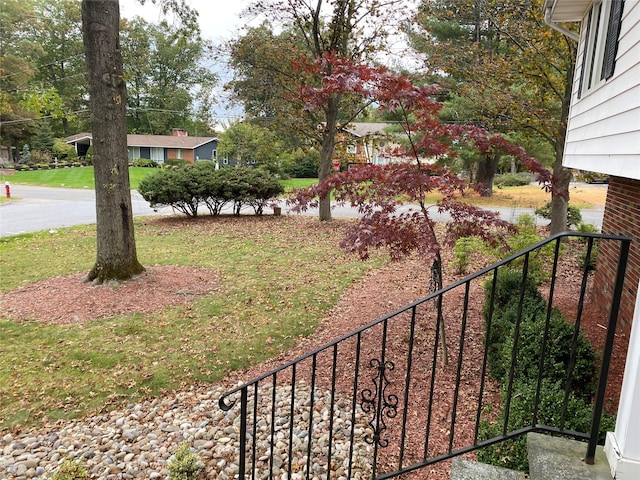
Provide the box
[172,128,188,137]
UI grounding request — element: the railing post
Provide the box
[586,238,630,464]
[239,387,248,478]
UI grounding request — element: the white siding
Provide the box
[564,2,640,179]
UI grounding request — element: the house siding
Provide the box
[563,2,640,178]
[594,176,640,333]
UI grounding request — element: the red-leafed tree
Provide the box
[288,56,553,362]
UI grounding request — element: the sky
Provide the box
[119,0,253,44]
[117,0,417,126]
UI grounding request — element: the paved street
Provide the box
[0,184,605,237]
[0,185,171,237]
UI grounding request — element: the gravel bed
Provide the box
[0,383,374,480]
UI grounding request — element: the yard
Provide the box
[0,177,613,478]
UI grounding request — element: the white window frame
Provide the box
[346,144,357,154]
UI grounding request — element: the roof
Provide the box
[126,134,218,149]
[343,122,394,138]
[544,0,591,22]
[66,133,218,149]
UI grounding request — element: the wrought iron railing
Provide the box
[219,232,630,479]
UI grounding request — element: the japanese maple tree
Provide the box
[288,56,552,361]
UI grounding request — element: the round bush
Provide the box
[494,173,531,187]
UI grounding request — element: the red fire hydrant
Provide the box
[5,182,10,198]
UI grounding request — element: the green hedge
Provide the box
[495,173,531,187]
[138,163,284,217]
[535,201,583,228]
[131,158,159,168]
[478,270,606,472]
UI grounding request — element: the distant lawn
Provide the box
[281,178,317,191]
[425,184,607,209]
[5,166,154,190]
[6,168,317,193]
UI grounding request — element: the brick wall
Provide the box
[594,176,640,334]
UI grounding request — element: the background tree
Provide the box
[226,22,312,150]
[121,16,218,135]
[235,0,406,221]
[410,0,577,233]
[217,121,281,172]
[289,60,537,361]
[0,0,40,160]
[25,0,86,136]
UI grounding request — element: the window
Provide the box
[128,147,140,160]
[347,144,357,154]
[150,147,164,163]
[175,149,183,159]
[579,0,625,97]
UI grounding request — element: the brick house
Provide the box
[66,128,218,165]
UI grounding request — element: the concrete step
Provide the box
[527,432,611,480]
[450,458,527,480]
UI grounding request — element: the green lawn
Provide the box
[281,178,317,191]
[0,216,383,430]
[4,167,317,193]
[4,166,156,190]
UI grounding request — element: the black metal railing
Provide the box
[218,232,630,479]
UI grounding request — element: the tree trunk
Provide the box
[82,0,144,283]
[476,153,500,196]
[549,52,576,235]
[431,251,448,365]
[549,146,571,234]
[318,98,340,221]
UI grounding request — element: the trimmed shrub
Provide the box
[138,167,200,217]
[31,150,52,164]
[453,215,554,283]
[451,236,486,275]
[479,268,606,472]
[132,158,159,168]
[535,201,582,228]
[166,158,190,168]
[52,139,78,161]
[138,165,284,217]
[499,307,596,397]
[282,149,320,178]
[85,146,93,165]
[494,172,531,187]
[478,379,616,472]
[190,162,230,216]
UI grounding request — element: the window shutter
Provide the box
[578,7,594,99]
[602,0,625,80]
